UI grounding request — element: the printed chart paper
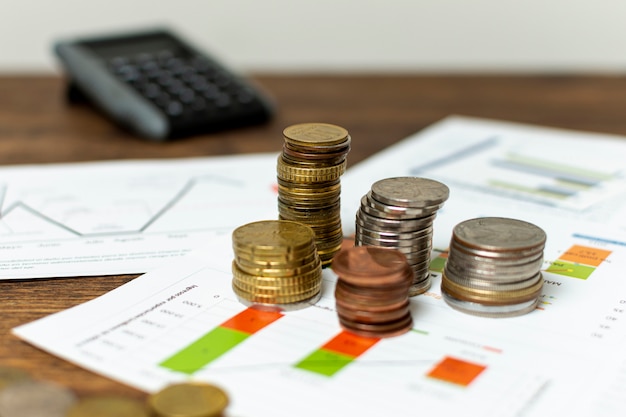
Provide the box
[0,154,278,279]
[14,220,626,417]
[13,116,626,416]
[341,115,626,249]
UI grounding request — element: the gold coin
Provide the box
[232,220,315,254]
[234,255,321,278]
[441,272,543,304]
[232,261,322,288]
[276,157,346,182]
[283,123,349,147]
[147,382,229,417]
[67,396,149,417]
[233,281,321,304]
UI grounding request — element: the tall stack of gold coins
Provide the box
[332,246,413,338]
[355,177,449,296]
[231,220,323,310]
[277,123,351,267]
[441,217,546,318]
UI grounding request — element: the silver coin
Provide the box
[355,233,430,248]
[452,217,546,253]
[355,223,433,240]
[360,193,443,219]
[409,277,432,296]
[0,380,77,417]
[448,240,544,264]
[445,255,544,282]
[442,289,540,318]
[370,177,450,208]
[356,210,436,230]
[444,269,544,291]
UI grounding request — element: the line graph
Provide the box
[0,154,279,278]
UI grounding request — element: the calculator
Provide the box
[54,28,275,141]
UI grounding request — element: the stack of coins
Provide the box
[232,220,323,310]
[332,246,413,338]
[441,217,546,318]
[355,177,449,296]
[277,123,351,267]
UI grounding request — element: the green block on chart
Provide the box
[429,256,447,272]
[160,326,249,374]
[295,349,354,377]
[546,260,595,280]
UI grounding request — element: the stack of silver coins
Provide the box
[355,177,449,296]
[441,217,546,318]
[277,123,351,267]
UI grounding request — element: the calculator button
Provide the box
[142,83,162,99]
[166,101,183,117]
[178,89,196,104]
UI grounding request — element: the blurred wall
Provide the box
[2,0,626,74]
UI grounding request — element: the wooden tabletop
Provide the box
[2,73,626,401]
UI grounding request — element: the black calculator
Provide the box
[54,28,275,141]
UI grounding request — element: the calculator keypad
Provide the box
[108,50,270,134]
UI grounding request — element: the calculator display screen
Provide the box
[80,33,191,60]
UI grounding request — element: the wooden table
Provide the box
[2,74,626,400]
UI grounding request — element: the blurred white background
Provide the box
[2,0,626,74]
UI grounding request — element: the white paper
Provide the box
[14,218,626,417]
[341,115,626,249]
[0,154,279,279]
[15,117,626,416]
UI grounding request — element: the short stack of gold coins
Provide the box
[331,246,414,338]
[277,123,351,267]
[231,220,323,310]
[441,217,546,318]
[355,177,449,296]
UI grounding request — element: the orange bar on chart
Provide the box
[220,307,283,334]
[558,245,611,267]
[427,356,486,387]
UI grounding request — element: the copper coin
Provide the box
[335,300,411,323]
[331,246,410,285]
[339,311,414,338]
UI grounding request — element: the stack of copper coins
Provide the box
[277,123,351,267]
[355,177,449,296]
[331,246,413,338]
[231,220,323,310]
[441,217,546,318]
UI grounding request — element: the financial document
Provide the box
[0,154,279,279]
[14,218,626,416]
[14,116,626,416]
[341,116,626,249]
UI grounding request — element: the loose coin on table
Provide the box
[0,379,77,417]
[147,382,229,417]
[441,217,547,318]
